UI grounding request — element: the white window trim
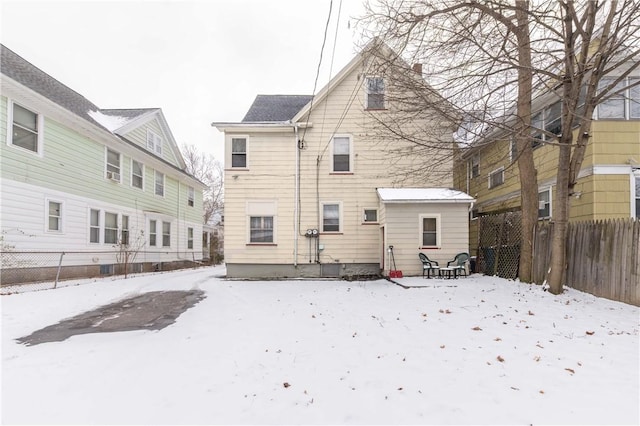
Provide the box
[330,135,354,173]
[538,187,552,219]
[105,147,122,183]
[187,186,195,207]
[149,219,158,247]
[147,130,163,155]
[321,201,342,233]
[488,167,505,189]
[154,170,165,197]
[229,135,249,169]
[469,154,480,178]
[162,221,171,247]
[131,159,144,190]
[419,214,442,249]
[89,208,101,244]
[363,208,379,224]
[6,99,44,157]
[246,200,277,244]
[365,76,385,110]
[104,211,119,245]
[187,227,194,250]
[45,198,64,233]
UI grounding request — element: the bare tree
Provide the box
[359,0,540,282]
[181,144,224,224]
[360,0,639,291]
[536,1,640,293]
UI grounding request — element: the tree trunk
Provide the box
[547,142,572,294]
[515,0,536,283]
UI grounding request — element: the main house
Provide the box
[453,67,639,259]
[213,41,475,279]
[0,45,207,284]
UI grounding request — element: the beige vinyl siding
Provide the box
[384,203,470,276]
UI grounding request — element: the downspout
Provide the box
[294,124,300,267]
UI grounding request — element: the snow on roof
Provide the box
[377,188,475,203]
[87,110,133,132]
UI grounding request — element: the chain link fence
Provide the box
[476,211,522,279]
[1,250,213,294]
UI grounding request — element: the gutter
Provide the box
[294,124,300,267]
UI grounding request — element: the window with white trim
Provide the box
[538,189,552,219]
[9,102,42,153]
[510,137,518,162]
[231,137,247,168]
[331,136,352,172]
[132,160,144,189]
[155,171,164,196]
[47,200,62,232]
[488,167,504,189]
[90,209,100,243]
[420,214,441,248]
[187,186,195,207]
[597,76,640,120]
[106,149,121,182]
[366,77,385,109]
[187,227,194,249]
[363,209,378,223]
[249,216,273,243]
[149,220,157,246]
[322,203,340,232]
[121,215,130,245]
[469,154,480,178]
[104,212,118,244]
[147,130,163,155]
[162,221,171,247]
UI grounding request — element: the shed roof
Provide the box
[242,94,313,122]
[377,188,475,203]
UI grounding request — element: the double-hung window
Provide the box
[420,215,440,248]
[162,221,171,247]
[106,149,121,182]
[488,167,504,189]
[187,227,194,249]
[147,130,163,155]
[538,189,551,219]
[104,212,118,244]
[630,78,640,119]
[121,215,130,246]
[132,160,144,189]
[90,209,101,243]
[155,171,164,196]
[149,220,157,246]
[48,201,62,232]
[231,137,247,168]
[332,136,351,172]
[187,186,195,207]
[469,154,480,178]
[249,216,274,243]
[366,77,385,109]
[598,77,625,119]
[10,102,41,153]
[322,203,340,233]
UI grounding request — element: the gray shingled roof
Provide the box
[242,94,313,122]
[0,44,113,132]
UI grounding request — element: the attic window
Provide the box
[366,77,385,110]
[147,130,163,155]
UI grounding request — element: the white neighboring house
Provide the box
[213,40,475,278]
[0,44,207,284]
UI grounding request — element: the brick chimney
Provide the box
[412,63,423,74]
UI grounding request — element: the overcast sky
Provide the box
[1,0,366,162]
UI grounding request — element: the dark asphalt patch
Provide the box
[16,290,206,346]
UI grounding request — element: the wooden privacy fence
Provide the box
[533,218,640,306]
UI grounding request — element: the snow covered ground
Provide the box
[2,266,638,425]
